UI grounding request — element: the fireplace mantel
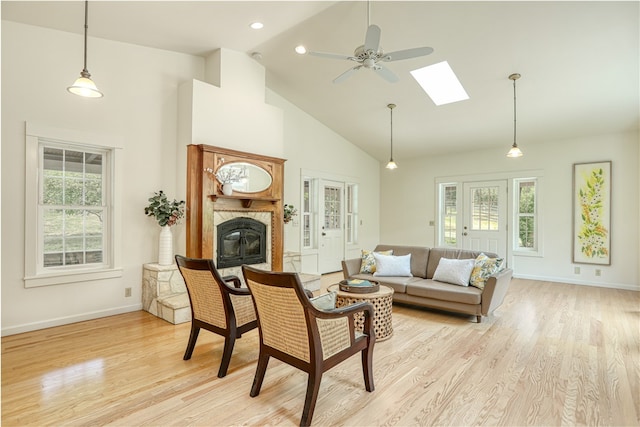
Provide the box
[186,144,285,271]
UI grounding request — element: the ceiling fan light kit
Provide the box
[506,73,523,158]
[67,0,103,98]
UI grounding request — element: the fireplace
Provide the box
[217,217,267,269]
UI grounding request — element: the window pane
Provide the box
[519,216,535,248]
[444,185,457,244]
[471,187,498,231]
[324,186,341,230]
[519,181,535,214]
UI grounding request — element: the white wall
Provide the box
[2,22,383,334]
[379,131,639,290]
[266,89,381,270]
[1,21,204,335]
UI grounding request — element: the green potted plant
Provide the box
[144,191,185,265]
[284,204,298,224]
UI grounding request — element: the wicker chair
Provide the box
[175,255,257,378]
[242,265,376,427]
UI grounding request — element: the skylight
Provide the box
[410,61,469,106]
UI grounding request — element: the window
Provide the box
[302,178,315,249]
[515,178,537,251]
[41,144,107,268]
[346,184,358,244]
[25,123,122,287]
[439,183,459,247]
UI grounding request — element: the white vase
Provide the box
[222,183,233,196]
[158,225,173,265]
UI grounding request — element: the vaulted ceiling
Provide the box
[4,1,638,163]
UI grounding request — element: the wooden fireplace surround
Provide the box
[186,144,285,271]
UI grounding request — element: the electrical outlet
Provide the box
[574,266,580,274]
[595,269,601,277]
[429,220,435,226]
[125,287,132,297]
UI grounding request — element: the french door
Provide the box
[318,180,345,273]
[461,180,507,255]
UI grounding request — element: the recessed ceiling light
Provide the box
[410,61,469,106]
[295,45,307,55]
[250,22,264,30]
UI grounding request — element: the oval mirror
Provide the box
[216,162,272,193]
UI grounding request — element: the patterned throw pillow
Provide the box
[359,249,393,273]
[469,253,505,290]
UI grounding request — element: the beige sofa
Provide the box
[341,245,513,323]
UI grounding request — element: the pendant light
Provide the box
[506,73,522,157]
[385,103,398,169]
[67,1,103,98]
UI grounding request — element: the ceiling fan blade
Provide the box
[308,51,355,61]
[374,65,399,83]
[382,46,434,62]
[364,24,381,52]
[333,66,362,84]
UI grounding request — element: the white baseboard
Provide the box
[1,303,143,337]
[514,274,639,291]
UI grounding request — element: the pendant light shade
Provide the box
[67,1,103,98]
[506,73,522,157]
[385,103,398,169]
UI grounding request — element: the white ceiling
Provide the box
[3,1,639,163]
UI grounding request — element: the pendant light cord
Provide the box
[513,77,517,146]
[390,105,394,160]
[82,0,89,73]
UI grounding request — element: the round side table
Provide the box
[327,283,394,341]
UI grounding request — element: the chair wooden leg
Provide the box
[477,315,482,323]
[361,345,375,392]
[217,333,237,378]
[300,372,322,427]
[250,352,270,397]
[183,324,200,360]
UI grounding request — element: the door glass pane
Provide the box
[471,187,499,231]
[324,186,341,230]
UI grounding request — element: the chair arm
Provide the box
[223,275,242,288]
[341,258,362,279]
[314,301,375,338]
[223,275,251,296]
[481,268,513,316]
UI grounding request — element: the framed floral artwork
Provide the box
[573,161,611,265]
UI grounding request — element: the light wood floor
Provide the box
[2,276,639,426]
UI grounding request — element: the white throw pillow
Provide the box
[372,253,412,277]
[432,258,475,286]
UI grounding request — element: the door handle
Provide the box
[462,232,468,236]
[321,232,326,236]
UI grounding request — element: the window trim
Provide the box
[24,122,123,288]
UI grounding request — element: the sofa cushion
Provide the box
[469,253,505,290]
[406,280,482,305]
[359,249,393,274]
[373,253,412,277]
[426,248,498,279]
[432,258,475,286]
[374,245,430,278]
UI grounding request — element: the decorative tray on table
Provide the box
[338,279,380,294]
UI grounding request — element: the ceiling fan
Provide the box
[308,5,434,84]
